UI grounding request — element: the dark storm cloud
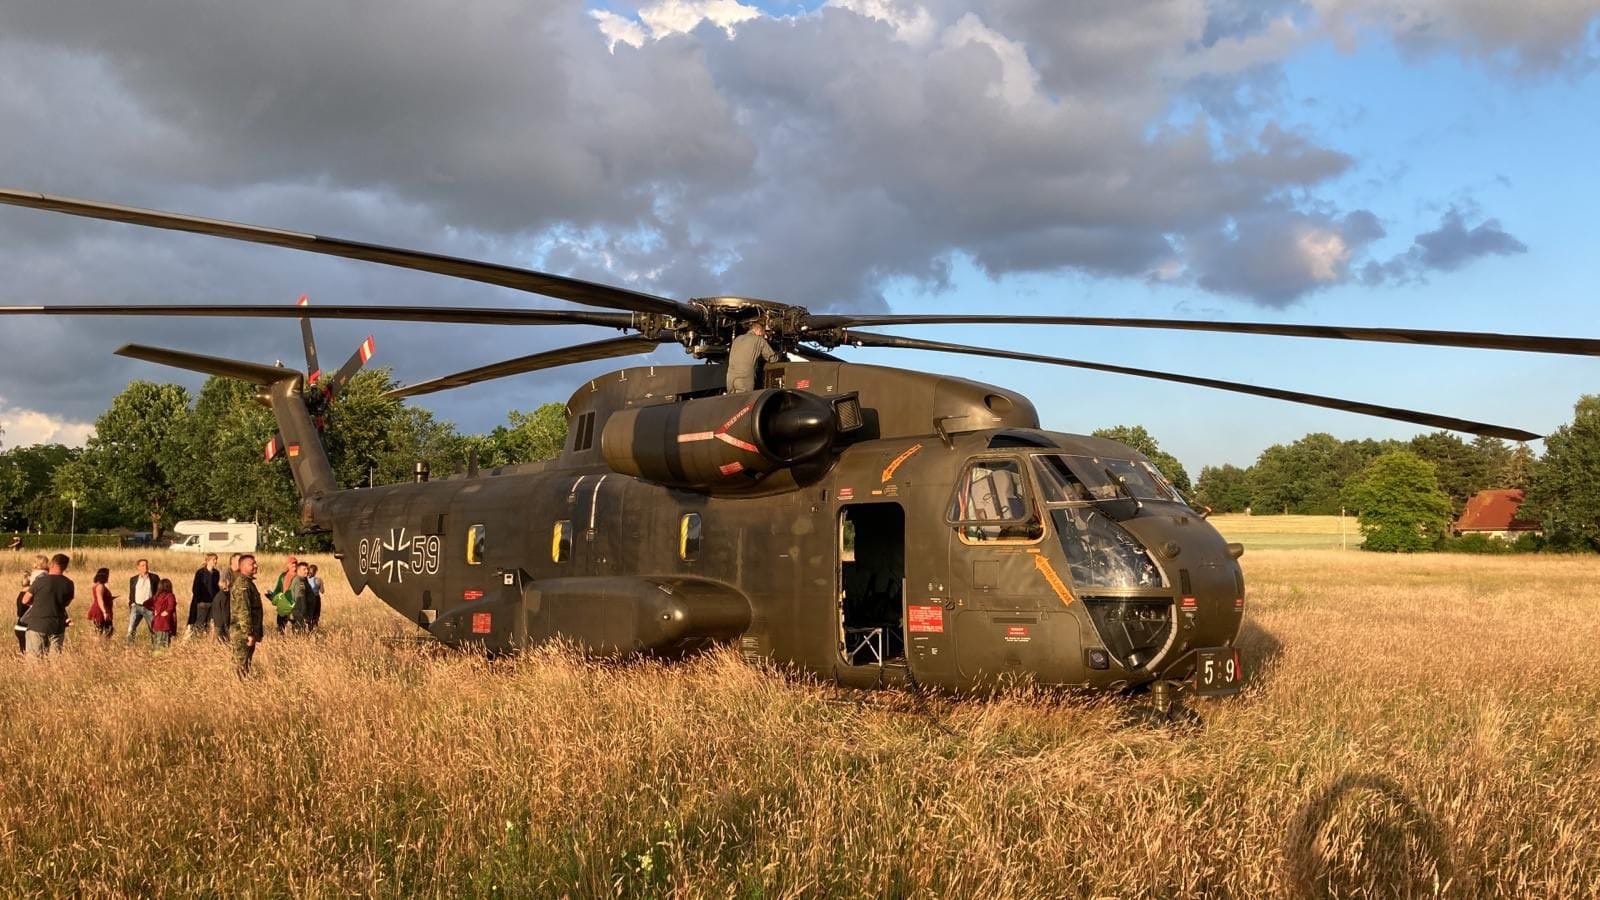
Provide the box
[1359,207,1528,286]
[0,0,1563,437]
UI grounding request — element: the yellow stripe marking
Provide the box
[1033,554,1074,607]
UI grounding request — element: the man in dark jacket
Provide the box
[229,553,264,676]
[20,553,73,655]
[127,558,160,640]
[189,553,220,636]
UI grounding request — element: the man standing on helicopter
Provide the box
[726,322,780,394]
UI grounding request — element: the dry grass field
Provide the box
[3,547,1599,898]
[1209,513,1360,551]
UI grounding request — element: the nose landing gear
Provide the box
[1122,680,1204,729]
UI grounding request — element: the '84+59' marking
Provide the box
[358,529,440,582]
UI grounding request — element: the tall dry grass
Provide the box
[3,547,1599,898]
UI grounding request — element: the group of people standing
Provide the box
[13,551,324,675]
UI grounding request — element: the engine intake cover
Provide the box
[601,389,836,491]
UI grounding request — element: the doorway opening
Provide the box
[839,503,906,666]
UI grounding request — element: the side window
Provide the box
[466,524,487,565]
[947,458,1043,542]
[572,412,597,452]
[679,513,702,561]
[552,520,572,563]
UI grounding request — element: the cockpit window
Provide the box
[1036,455,1182,504]
[948,458,1043,542]
[1034,455,1094,503]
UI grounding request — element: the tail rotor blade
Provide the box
[326,335,376,400]
[297,295,321,383]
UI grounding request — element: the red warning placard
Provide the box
[908,605,944,633]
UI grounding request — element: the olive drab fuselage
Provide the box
[309,360,1245,692]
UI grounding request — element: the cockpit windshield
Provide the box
[1033,454,1183,505]
[1031,454,1170,589]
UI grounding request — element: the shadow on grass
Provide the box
[1237,616,1285,684]
[1284,772,1453,899]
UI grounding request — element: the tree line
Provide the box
[0,369,568,548]
[1187,395,1600,552]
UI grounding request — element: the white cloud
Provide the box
[941,13,1042,107]
[0,403,95,448]
[825,0,937,45]
[592,10,649,50]
[594,0,764,50]
[1296,226,1351,282]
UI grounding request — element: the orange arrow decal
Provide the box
[881,443,924,483]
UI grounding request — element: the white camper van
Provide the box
[170,520,258,554]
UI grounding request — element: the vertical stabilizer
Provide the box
[115,344,340,521]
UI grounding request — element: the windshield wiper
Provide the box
[1102,467,1143,512]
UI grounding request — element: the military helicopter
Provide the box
[1,189,1586,709]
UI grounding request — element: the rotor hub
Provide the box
[684,296,812,358]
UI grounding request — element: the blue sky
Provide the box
[0,0,1595,478]
[865,36,1600,470]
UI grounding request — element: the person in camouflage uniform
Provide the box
[229,554,264,676]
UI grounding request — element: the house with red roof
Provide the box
[1453,489,1542,538]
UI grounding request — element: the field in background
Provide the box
[4,547,1600,897]
[1210,512,1359,550]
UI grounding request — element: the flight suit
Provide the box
[725,332,780,393]
[229,572,264,676]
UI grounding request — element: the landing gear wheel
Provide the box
[1120,680,1204,729]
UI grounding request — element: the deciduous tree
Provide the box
[1247,433,1383,515]
[1343,451,1453,552]
[1523,395,1600,552]
[1409,431,1499,513]
[80,381,192,540]
[1195,463,1252,513]
[181,376,300,538]
[1090,425,1191,494]
[479,404,569,467]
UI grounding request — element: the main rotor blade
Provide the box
[807,314,1600,358]
[0,190,696,321]
[844,331,1543,441]
[0,304,635,329]
[388,336,668,400]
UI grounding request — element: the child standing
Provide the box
[150,578,177,649]
[305,564,323,632]
[13,571,29,654]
